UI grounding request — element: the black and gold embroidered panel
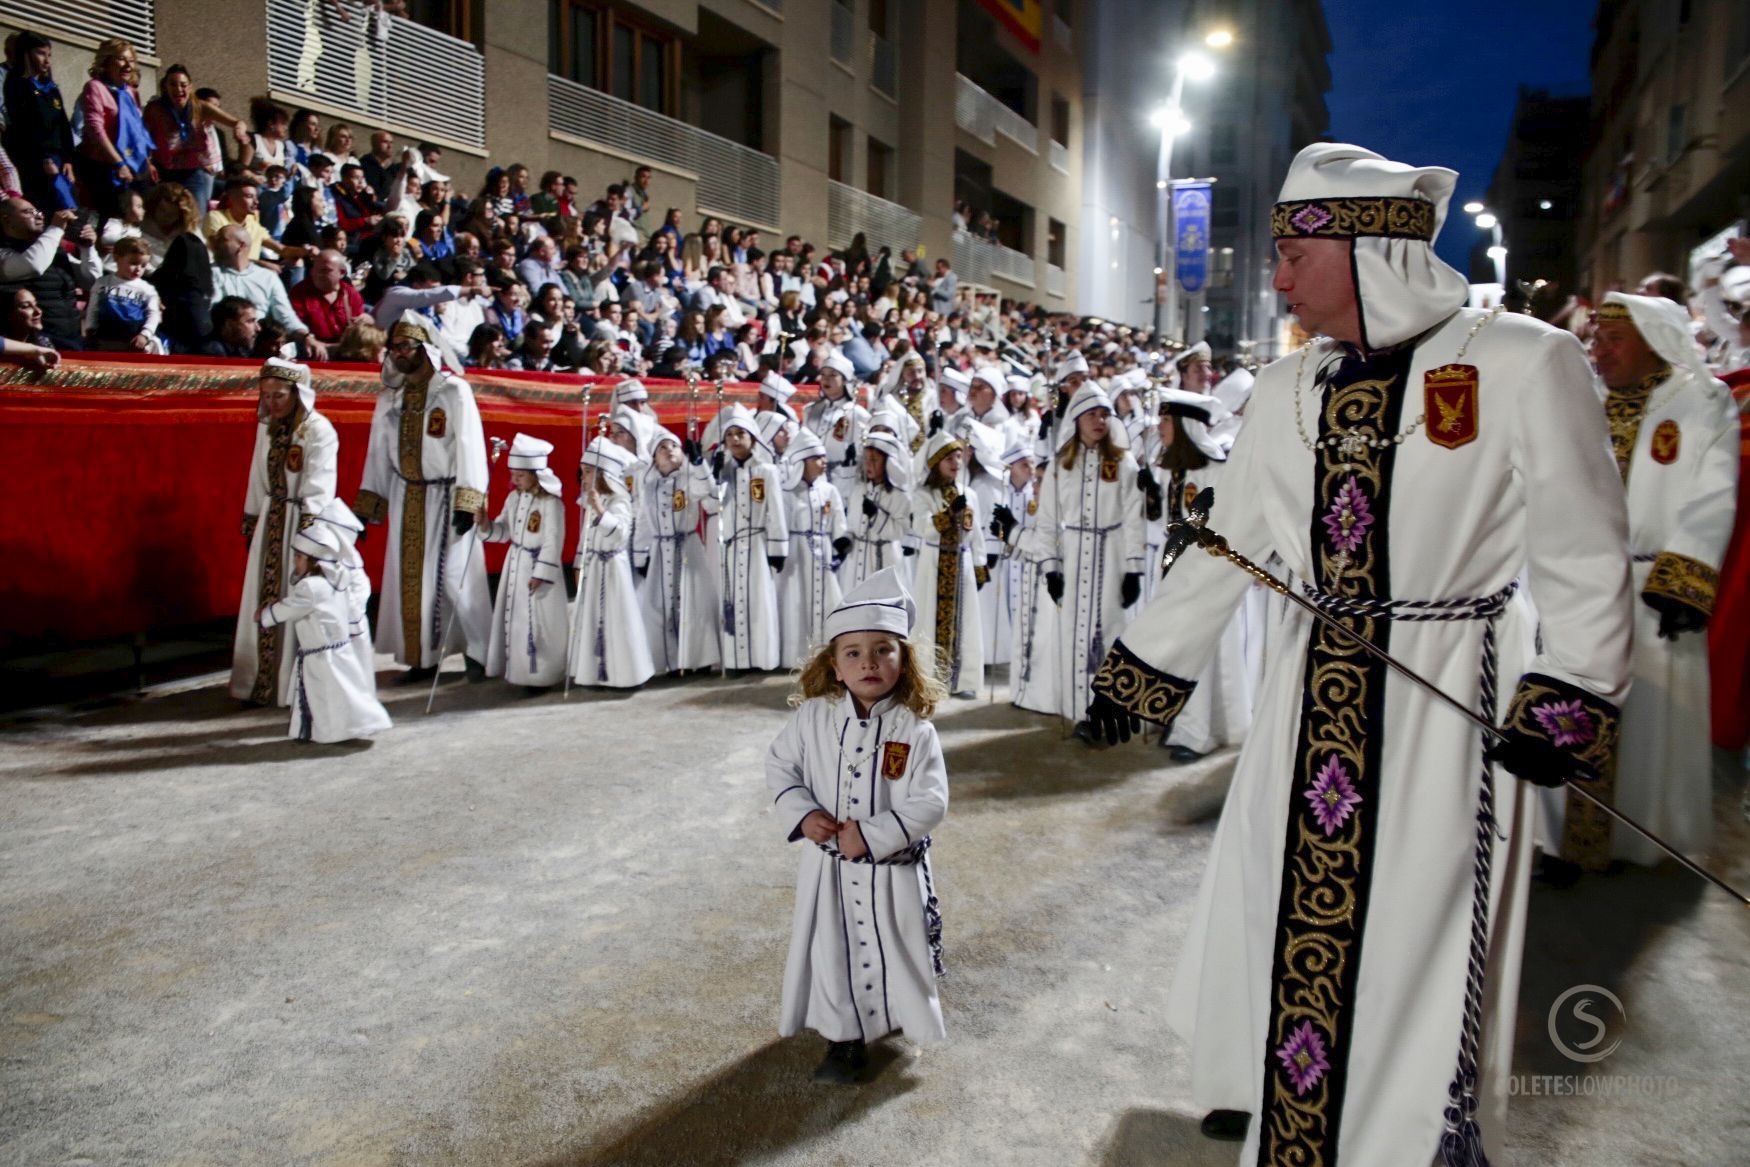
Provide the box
[1642,550,1718,617]
[398,382,429,664]
[1603,367,1668,481]
[1259,348,1411,1165]
[249,409,302,705]
[1504,671,1624,872]
[932,487,963,688]
[1090,640,1196,725]
[1270,197,1435,241]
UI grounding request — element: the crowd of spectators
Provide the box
[0,27,1200,387]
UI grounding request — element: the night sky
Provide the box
[1322,0,1599,272]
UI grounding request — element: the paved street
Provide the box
[1,666,1745,1165]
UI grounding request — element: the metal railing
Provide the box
[1049,140,1069,174]
[1045,263,1065,298]
[548,74,781,230]
[870,31,897,97]
[265,0,484,148]
[954,74,1037,153]
[0,0,156,54]
[827,180,920,256]
[1051,12,1072,51]
[830,2,854,67]
[953,229,1035,288]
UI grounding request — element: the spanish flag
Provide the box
[976,0,1044,54]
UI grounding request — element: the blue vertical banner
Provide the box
[1174,182,1212,295]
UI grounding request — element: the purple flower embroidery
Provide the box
[1321,475,1374,555]
[1290,203,1335,234]
[1304,754,1362,837]
[1276,1020,1332,1095]
[1532,699,1595,748]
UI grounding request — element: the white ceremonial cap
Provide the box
[938,366,971,404]
[1159,388,1233,461]
[1213,365,1255,414]
[1599,292,1716,384]
[1000,437,1033,467]
[507,431,563,496]
[757,410,794,453]
[1006,373,1032,396]
[583,435,636,496]
[959,417,1005,470]
[1174,340,1212,368]
[821,352,856,381]
[612,378,648,404]
[1056,381,1128,450]
[789,427,827,462]
[823,565,915,642]
[259,357,315,418]
[651,424,682,450]
[313,497,363,549]
[611,404,657,462]
[923,428,966,470]
[1273,142,1469,350]
[1053,350,1090,383]
[760,370,797,402]
[291,521,343,561]
[864,428,913,491]
[971,366,1007,397]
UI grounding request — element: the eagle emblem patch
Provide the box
[880,741,911,780]
[625,474,636,494]
[1027,497,1038,515]
[961,508,975,531]
[1651,419,1680,465]
[823,498,832,515]
[527,510,541,533]
[427,408,447,438]
[673,489,687,511]
[834,417,849,441]
[1423,364,1479,450]
[1100,459,1119,483]
[286,445,304,473]
[750,478,765,503]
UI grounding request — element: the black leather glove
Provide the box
[634,562,648,579]
[1085,690,1142,746]
[928,409,944,435]
[986,553,999,571]
[768,555,786,573]
[682,437,703,465]
[862,494,879,517]
[832,535,852,560]
[452,510,474,537]
[902,545,916,556]
[1485,734,1577,789]
[843,444,857,467]
[1644,594,1707,641]
[1038,407,1055,434]
[1137,467,1160,495]
[990,504,1017,541]
[948,492,968,515]
[1046,570,1064,605]
[1120,571,1141,608]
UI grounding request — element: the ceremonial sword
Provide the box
[426,436,507,714]
[1161,487,1750,908]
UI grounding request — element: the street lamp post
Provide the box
[1151,32,1228,340]
[1468,205,1508,289]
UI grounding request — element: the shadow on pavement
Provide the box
[1101,1106,1235,1166]
[539,1037,918,1167]
[45,736,373,776]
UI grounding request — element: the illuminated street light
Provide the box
[1179,51,1216,82]
[1539,199,1553,210]
[1150,106,1193,137]
[1474,212,1497,229]
[1486,245,1508,261]
[1205,30,1234,49]
[1462,200,1485,215]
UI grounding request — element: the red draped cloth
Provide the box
[1709,369,1750,750]
[0,354,751,652]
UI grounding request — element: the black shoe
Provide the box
[811,1039,868,1084]
[463,656,487,683]
[1200,1109,1249,1141]
[401,665,437,684]
[1162,742,1206,763]
[1072,720,1099,744]
[1535,854,1583,889]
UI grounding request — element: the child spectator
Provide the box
[84,236,162,352]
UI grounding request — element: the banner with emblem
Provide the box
[1174,183,1212,295]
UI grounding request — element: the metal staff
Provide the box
[564,381,595,703]
[427,435,507,714]
[711,373,728,679]
[1162,488,1750,908]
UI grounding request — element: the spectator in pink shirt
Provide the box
[74,37,156,217]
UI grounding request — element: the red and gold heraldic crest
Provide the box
[1423,364,1478,449]
[1027,497,1038,515]
[833,417,849,441]
[287,445,304,473]
[750,477,766,503]
[527,510,541,533]
[1100,458,1119,483]
[960,507,975,531]
[1183,482,1198,513]
[672,489,687,511]
[427,407,447,438]
[880,741,911,780]
[1651,419,1680,465]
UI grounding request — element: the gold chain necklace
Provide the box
[1293,305,1505,461]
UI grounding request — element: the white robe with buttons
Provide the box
[839,480,912,589]
[802,394,872,503]
[259,567,391,743]
[716,455,790,670]
[778,477,849,666]
[480,488,568,687]
[567,492,655,688]
[767,693,948,1045]
[906,483,989,695]
[633,462,722,673]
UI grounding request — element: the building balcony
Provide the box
[830,2,854,68]
[870,31,897,99]
[1045,263,1065,299]
[1049,140,1069,174]
[5,0,157,54]
[265,0,484,150]
[827,180,921,256]
[953,229,1035,288]
[955,74,1037,154]
[547,74,781,230]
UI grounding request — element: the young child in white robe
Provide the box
[906,431,989,697]
[715,404,790,672]
[766,566,949,1083]
[477,433,569,689]
[256,524,392,743]
[633,426,722,674]
[567,437,656,689]
[777,429,851,666]
[839,429,913,589]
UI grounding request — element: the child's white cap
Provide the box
[1056,382,1128,451]
[938,366,971,405]
[507,432,563,497]
[789,427,826,463]
[612,378,648,405]
[258,357,314,419]
[291,522,343,562]
[760,370,797,403]
[313,498,364,549]
[824,565,914,642]
[863,429,912,492]
[582,435,636,497]
[821,352,855,381]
